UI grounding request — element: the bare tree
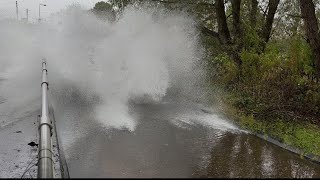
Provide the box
[215,0,231,44]
[261,0,280,51]
[232,0,241,38]
[250,0,258,27]
[300,0,320,78]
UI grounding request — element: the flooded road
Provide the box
[53,98,320,178]
[1,2,320,178]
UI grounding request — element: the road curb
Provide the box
[201,107,320,165]
[254,133,320,165]
[49,105,70,178]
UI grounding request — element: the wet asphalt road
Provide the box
[52,97,320,178]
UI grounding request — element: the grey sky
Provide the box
[0,0,106,22]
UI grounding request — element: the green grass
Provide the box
[203,33,320,158]
[208,83,320,158]
[234,110,320,157]
[211,89,320,158]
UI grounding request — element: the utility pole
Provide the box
[39,4,46,23]
[16,1,18,20]
[26,9,28,22]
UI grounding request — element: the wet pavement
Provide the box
[0,100,63,178]
[52,98,320,178]
[0,110,39,178]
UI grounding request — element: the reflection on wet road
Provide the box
[53,99,320,178]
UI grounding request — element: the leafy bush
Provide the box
[206,34,320,125]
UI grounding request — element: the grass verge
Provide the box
[214,91,320,160]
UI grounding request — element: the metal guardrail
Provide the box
[38,61,54,178]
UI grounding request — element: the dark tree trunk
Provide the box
[215,0,231,44]
[250,0,258,27]
[300,0,320,78]
[261,0,280,51]
[231,0,242,74]
[231,0,241,38]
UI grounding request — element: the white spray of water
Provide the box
[0,4,205,132]
[0,21,43,128]
[0,3,240,142]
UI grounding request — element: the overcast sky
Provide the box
[0,0,106,22]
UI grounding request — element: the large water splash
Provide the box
[0,4,205,131]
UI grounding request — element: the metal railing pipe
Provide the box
[38,61,54,178]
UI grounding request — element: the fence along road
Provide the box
[38,61,53,178]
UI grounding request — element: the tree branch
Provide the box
[150,0,215,7]
[200,25,220,39]
[287,14,304,18]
